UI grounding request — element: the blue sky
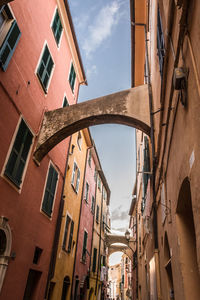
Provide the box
[68,0,136,263]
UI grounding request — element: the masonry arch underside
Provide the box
[34,84,150,162]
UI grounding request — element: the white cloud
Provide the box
[82,0,123,57]
[86,64,98,78]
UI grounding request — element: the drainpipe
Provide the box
[44,136,72,299]
[95,177,104,296]
[70,147,90,300]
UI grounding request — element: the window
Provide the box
[96,205,99,223]
[88,150,91,167]
[33,247,42,264]
[98,176,101,191]
[62,215,74,253]
[37,44,54,93]
[4,119,33,188]
[157,7,165,77]
[77,131,82,150]
[84,182,89,202]
[91,196,95,214]
[94,168,97,182]
[0,5,21,71]
[82,231,88,263]
[92,248,97,272]
[142,136,150,207]
[51,8,63,46]
[71,162,80,193]
[63,96,69,107]
[69,63,76,92]
[102,215,105,231]
[42,164,58,217]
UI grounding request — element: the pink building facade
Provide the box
[72,147,97,300]
[0,1,86,299]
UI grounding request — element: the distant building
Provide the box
[108,263,122,300]
[0,1,86,299]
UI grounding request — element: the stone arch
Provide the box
[34,85,150,163]
[176,177,200,299]
[0,216,12,293]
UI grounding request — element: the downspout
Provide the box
[95,179,104,296]
[44,136,72,299]
[70,147,90,300]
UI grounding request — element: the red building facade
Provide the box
[0,0,86,299]
[72,147,97,300]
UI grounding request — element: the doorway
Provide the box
[176,178,200,299]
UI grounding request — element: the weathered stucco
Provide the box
[34,84,150,162]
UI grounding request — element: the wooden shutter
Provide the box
[0,20,21,71]
[96,205,99,223]
[67,220,74,252]
[5,119,33,187]
[92,248,97,272]
[82,231,88,262]
[91,196,95,214]
[63,215,70,250]
[42,165,58,217]
[37,45,54,92]
[52,9,62,45]
[157,7,165,77]
[69,64,76,91]
[85,182,89,201]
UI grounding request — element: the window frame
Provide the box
[96,205,100,224]
[62,95,69,107]
[2,117,34,191]
[62,214,74,253]
[36,42,55,94]
[92,248,97,273]
[68,61,76,92]
[51,7,63,47]
[81,230,88,263]
[84,182,89,203]
[0,4,21,71]
[71,161,80,193]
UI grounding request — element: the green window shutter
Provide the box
[75,168,80,192]
[92,248,97,272]
[52,9,63,45]
[37,45,54,93]
[63,215,70,250]
[63,96,69,107]
[85,182,89,201]
[0,20,21,71]
[67,220,74,252]
[91,196,95,214]
[4,119,33,187]
[88,150,91,167]
[69,63,76,91]
[82,231,88,262]
[42,165,58,217]
[96,205,99,223]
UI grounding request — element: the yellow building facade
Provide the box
[50,129,92,300]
